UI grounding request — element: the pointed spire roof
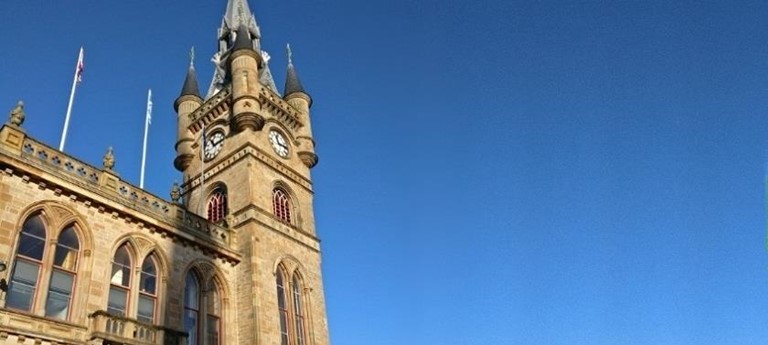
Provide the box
[206,0,279,98]
[180,48,201,98]
[222,0,260,37]
[233,25,253,51]
[284,44,306,96]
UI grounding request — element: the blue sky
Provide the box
[2,0,768,344]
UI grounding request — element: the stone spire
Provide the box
[207,0,278,98]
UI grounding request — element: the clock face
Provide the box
[269,130,289,158]
[204,132,225,161]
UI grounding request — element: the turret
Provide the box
[283,44,317,168]
[229,25,265,132]
[174,51,203,172]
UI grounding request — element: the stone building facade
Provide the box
[0,1,331,344]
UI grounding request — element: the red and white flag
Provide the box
[75,47,84,83]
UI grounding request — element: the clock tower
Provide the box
[174,1,328,344]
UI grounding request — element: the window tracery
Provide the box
[272,188,292,223]
[207,187,228,223]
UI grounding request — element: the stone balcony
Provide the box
[89,311,186,345]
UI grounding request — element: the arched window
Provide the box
[206,282,222,345]
[272,188,292,223]
[292,275,306,345]
[184,272,201,345]
[184,270,223,345]
[108,245,132,317]
[7,213,83,321]
[105,244,164,325]
[275,267,311,345]
[138,255,158,323]
[207,187,228,223]
[7,214,47,312]
[276,270,290,345]
[45,225,80,320]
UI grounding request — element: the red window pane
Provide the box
[207,189,228,223]
[272,189,291,223]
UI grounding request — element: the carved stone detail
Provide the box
[232,111,264,132]
[49,205,73,224]
[298,151,318,168]
[170,182,181,203]
[135,237,152,253]
[8,101,25,127]
[174,154,194,172]
[102,147,115,170]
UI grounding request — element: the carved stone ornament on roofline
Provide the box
[8,100,25,127]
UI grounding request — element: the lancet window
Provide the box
[184,270,224,345]
[107,243,162,324]
[272,188,292,223]
[207,187,228,223]
[275,267,310,345]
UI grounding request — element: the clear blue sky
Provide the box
[2,0,768,344]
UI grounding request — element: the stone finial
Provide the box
[102,146,115,170]
[8,100,25,127]
[170,182,181,203]
[286,43,292,65]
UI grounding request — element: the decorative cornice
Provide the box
[258,87,303,130]
[188,86,231,130]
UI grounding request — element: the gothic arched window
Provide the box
[292,275,306,345]
[206,282,222,345]
[207,187,228,223]
[45,225,80,319]
[184,270,223,345]
[108,245,132,317]
[272,188,292,223]
[7,214,82,321]
[276,269,290,345]
[138,255,158,323]
[275,267,311,345]
[106,244,163,326]
[184,272,201,345]
[7,214,48,312]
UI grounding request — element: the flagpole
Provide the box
[59,47,84,151]
[140,89,152,188]
[199,122,206,217]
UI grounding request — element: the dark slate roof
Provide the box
[284,63,306,96]
[180,66,201,98]
[233,25,253,51]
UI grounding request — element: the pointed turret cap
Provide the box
[233,25,253,51]
[180,48,201,98]
[180,65,201,98]
[284,44,309,99]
